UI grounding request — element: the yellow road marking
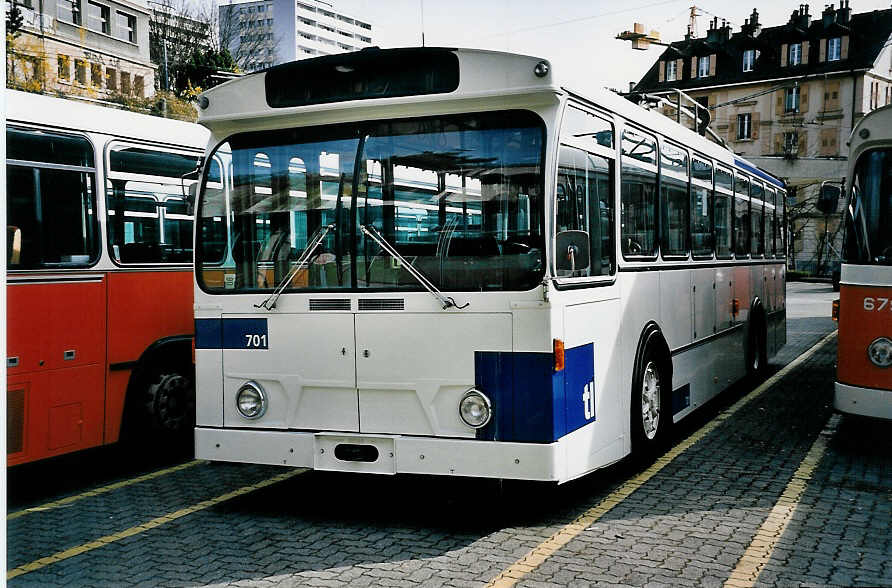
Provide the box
[8,460,205,521]
[486,330,838,588]
[724,413,839,588]
[7,468,305,580]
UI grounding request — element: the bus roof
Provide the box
[196,47,782,189]
[6,89,209,150]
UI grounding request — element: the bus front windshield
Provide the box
[845,148,892,265]
[198,110,545,293]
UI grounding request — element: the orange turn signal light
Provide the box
[832,299,839,322]
[554,339,565,372]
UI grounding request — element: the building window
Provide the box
[90,62,101,87]
[666,60,677,81]
[57,55,71,81]
[698,55,710,78]
[106,67,117,91]
[87,1,110,34]
[737,113,752,140]
[116,11,136,42]
[742,49,755,72]
[120,71,131,94]
[58,0,81,25]
[134,75,144,97]
[785,86,800,112]
[789,43,802,66]
[75,59,87,84]
[784,132,799,154]
[828,37,841,61]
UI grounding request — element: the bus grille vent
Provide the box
[309,299,351,311]
[7,388,25,455]
[358,298,405,311]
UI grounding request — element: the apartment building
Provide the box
[7,0,156,98]
[632,2,892,273]
[218,0,372,73]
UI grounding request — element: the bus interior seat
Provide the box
[8,226,22,265]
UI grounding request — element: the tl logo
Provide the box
[582,380,595,420]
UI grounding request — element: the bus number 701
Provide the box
[244,334,268,348]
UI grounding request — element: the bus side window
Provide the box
[660,140,689,257]
[750,180,765,257]
[734,173,751,258]
[691,156,714,257]
[621,128,658,257]
[765,186,776,258]
[6,127,99,268]
[106,144,202,264]
[556,145,614,277]
[715,166,733,258]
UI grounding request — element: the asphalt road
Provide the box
[7,281,890,587]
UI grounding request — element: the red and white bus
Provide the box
[834,104,892,420]
[6,90,211,465]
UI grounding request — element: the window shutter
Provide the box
[776,91,784,116]
[709,54,716,76]
[752,112,760,140]
[841,35,849,59]
[659,61,665,82]
[781,44,788,67]
[774,134,783,155]
[819,38,827,62]
[690,56,697,78]
[802,41,810,64]
[730,117,738,142]
[676,59,684,79]
[800,84,809,113]
[797,131,807,155]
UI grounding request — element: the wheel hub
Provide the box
[641,361,661,440]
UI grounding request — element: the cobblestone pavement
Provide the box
[7,282,891,587]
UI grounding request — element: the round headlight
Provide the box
[236,381,267,419]
[459,388,492,428]
[867,337,892,368]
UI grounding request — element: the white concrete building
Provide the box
[218,0,372,73]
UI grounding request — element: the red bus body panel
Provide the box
[837,283,892,391]
[7,270,193,465]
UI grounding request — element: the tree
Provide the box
[217,0,278,73]
[6,1,24,39]
[149,0,239,96]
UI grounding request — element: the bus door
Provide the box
[6,127,106,465]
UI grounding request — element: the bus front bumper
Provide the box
[834,382,892,420]
[195,427,562,481]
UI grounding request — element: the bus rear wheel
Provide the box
[631,347,671,455]
[747,313,768,380]
[145,368,195,434]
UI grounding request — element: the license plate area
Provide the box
[314,433,397,474]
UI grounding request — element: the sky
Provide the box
[335,0,892,95]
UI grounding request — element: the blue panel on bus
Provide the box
[222,318,269,349]
[195,319,222,349]
[474,344,595,443]
[672,384,691,415]
[564,343,596,433]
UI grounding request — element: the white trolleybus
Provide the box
[834,104,892,419]
[192,48,786,482]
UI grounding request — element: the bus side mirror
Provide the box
[556,230,590,272]
[181,163,203,215]
[817,180,843,215]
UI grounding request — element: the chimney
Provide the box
[837,0,851,25]
[742,8,762,36]
[822,3,835,27]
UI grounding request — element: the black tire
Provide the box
[145,368,195,434]
[630,344,672,456]
[746,312,768,380]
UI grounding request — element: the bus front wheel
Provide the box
[144,367,195,434]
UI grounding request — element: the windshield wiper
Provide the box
[360,224,469,310]
[255,223,335,310]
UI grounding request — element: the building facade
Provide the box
[218,0,372,73]
[632,2,892,274]
[7,0,156,98]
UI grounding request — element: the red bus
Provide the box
[834,104,892,420]
[6,90,211,465]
